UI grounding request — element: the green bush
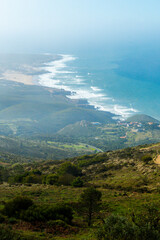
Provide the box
[23,174,42,184]
[72,177,84,187]
[7,217,18,224]
[58,173,75,186]
[47,219,68,228]
[0,225,21,240]
[141,155,152,163]
[21,203,73,224]
[20,205,45,222]
[45,174,58,185]
[96,214,138,240]
[3,196,33,218]
[97,212,160,240]
[58,162,82,177]
[0,213,5,223]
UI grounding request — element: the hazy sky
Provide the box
[0,0,160,53]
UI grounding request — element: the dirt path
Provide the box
[155,155,160,165]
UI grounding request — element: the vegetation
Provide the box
[2,53,160,239]
[126,114,160,123]
[0,142,160,239]
[80,187,102,226]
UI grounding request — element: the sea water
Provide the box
[38,46,160,120]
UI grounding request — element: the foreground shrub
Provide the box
[141,155,152,163]
[23,174,42,184]
[72,177,84,187]
[0,213,5,223]
[58,173,75,186]
[58,162,82,177]
[21,203,73,224]
[131,203,160,240]
[0,225,21,240]
[0,224,34,240]
[3,196,33,218]
[96,214,138,240]
[45,174,58,185]
[97,213,160,240]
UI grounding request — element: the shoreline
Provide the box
[0,54,138,119]
[0,70,34,85]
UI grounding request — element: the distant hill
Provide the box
[126,114,160,123]
[0,80,115,136]
[58,120,100,137]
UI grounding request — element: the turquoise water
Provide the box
[39,45,160,120]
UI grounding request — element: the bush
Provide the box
[141,155,152,163]
[72,177,84,187]
[96,214,138,240]
[0,225,21,240]
[3,196,33,218]
[47,219,68,228]
[58,162,82,177]
[23,174,42,184]
[7,217,18,224]
[20,205,45,222]
[58,173,75,186]
[21,203,73,224]
[0,213,5,223]
[45,174,58,185]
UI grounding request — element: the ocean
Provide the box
[37,46,160,120]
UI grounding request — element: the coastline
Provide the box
[0,53,138,119]
[0,70,34,85]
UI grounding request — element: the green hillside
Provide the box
[126,114,160,123]
[0,80,115,136]
[1,143,160,239]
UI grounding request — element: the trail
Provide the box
[155,155,160,165]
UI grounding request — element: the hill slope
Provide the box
[0,80,115,136]
[126,114,159,123]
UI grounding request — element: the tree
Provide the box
[80,187,102,226]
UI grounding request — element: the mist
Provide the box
[0,0,160,53]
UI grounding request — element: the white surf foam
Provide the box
[91,86,101,92]
[38,54,138,119]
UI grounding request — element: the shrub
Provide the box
[20,205,45,222]
[72,177,84,187]
[47,219,68,228]
[96,214,138,240]
[45,174,58,185]
[0,225,21,240]
[23,174,42,184]
[3,196,33,218]
[58,162,82,177]
[7,217,17,224]
[0,213,5,223]
[141,155,152,163]
[8,173,28,184]
[21,203,73,224]
[58,173,75,186]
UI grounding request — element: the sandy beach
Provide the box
[0,71,34,85]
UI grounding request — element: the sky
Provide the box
[0,0,160,53]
